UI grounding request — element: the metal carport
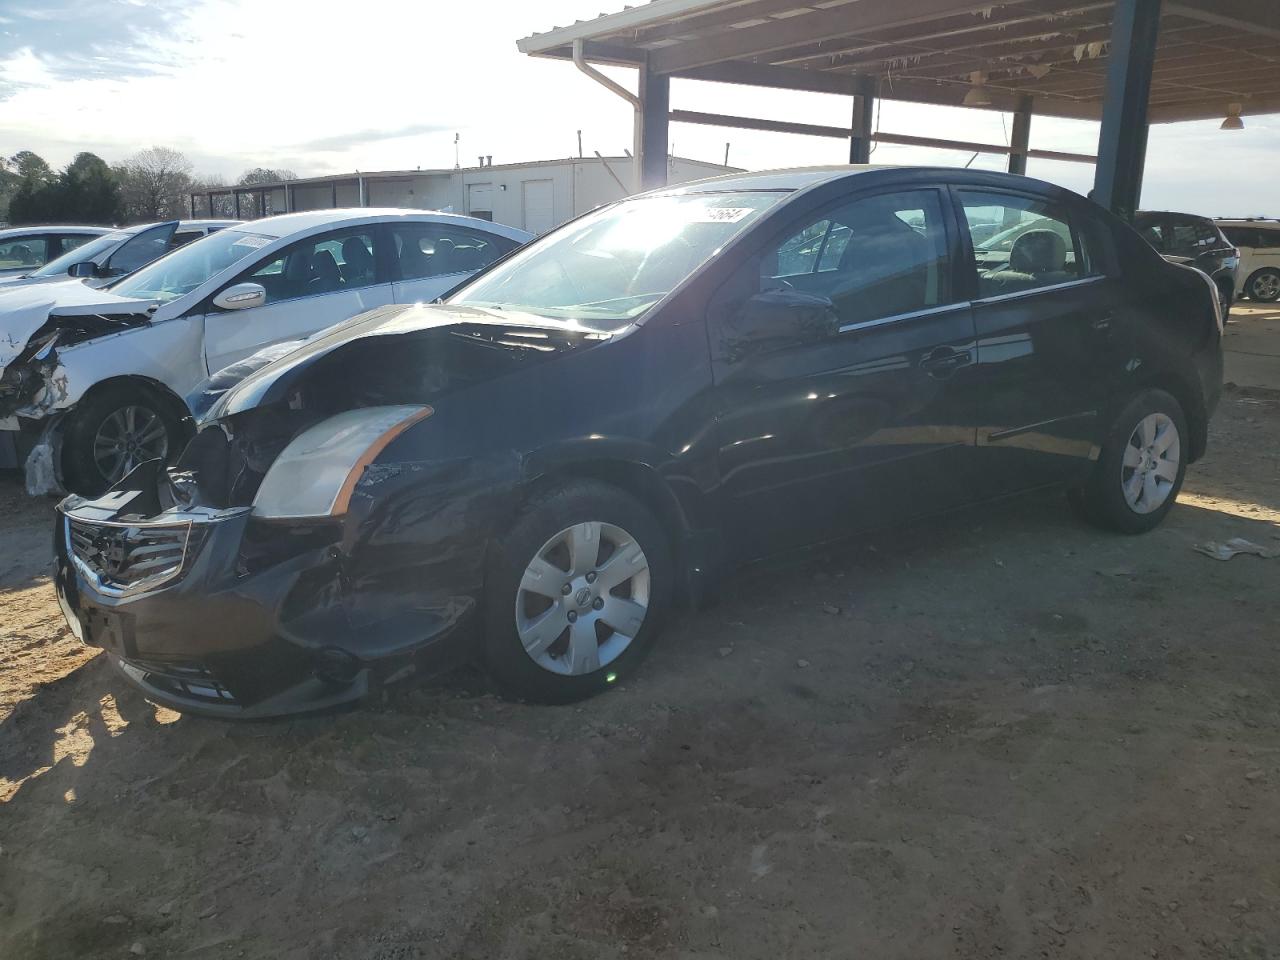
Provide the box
[518,0,1280,218]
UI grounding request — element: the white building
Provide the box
[195,155,740,235]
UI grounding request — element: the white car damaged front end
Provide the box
[0,284,203,495]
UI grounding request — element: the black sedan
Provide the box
[54,166,1224,717]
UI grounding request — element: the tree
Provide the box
[5,151,123,225]
[3,151,57,224]
[116,146,194,222]
[60,153,124,224]
[10,151,54,185]
[237,167,297,185]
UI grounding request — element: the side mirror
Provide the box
[212,282,267,311]
[67,261,99,279]
[719,288,838,361]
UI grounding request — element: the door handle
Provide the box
[920,346,972,378]
[1091,314,1112,332]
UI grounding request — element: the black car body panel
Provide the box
[54,167,1224,717]
[1134,210,1239,307]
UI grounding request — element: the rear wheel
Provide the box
[1247,268,1280,303]
[483,479,672,703]
[1071,389,1187,534]
[61,386,182,496]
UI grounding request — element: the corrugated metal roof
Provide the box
[519,0,1280,123]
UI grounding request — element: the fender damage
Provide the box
[0,284,158,493]
[55,303,611,716]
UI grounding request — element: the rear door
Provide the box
[958,188,1126,492]
[709,186,980,558]
[387,221,520,304]
[202,226,394,373]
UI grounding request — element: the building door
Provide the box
[467,183,493,221]
[522,179,555,235]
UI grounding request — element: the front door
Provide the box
[709,187,980,559]
[202,226,394,374]
[958,188,1127,492]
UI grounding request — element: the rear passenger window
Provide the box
[389,224,516,281]
[760,189,952,328]
[962,192,1094,297]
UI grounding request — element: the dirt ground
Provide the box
[2,307,1278,960]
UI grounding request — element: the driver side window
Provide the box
[245,229,378,305]
[761,189,952,328]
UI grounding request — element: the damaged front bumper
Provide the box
[54,479,479,718]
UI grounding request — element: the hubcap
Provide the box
[1120,412,1180,515]
[515,521,650,677]
[92,405,168,484]
[1253,273,1280,300]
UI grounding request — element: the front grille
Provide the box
[67,518,204,597]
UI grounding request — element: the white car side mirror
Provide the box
[213,282,266,311]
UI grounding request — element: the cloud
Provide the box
[295,122,458,153]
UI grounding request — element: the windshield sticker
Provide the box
[232,235,272,249]
[695,207,755,224]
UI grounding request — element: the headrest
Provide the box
[1009,228,1067,274]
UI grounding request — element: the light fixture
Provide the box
[1221,103,1244,130]
[963,70,993,107]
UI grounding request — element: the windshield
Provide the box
[111,229,273,303]
[449,190,786,325]
[31,232,127,278]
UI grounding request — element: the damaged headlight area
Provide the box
[252,405,434,519]
[0,311,151,417]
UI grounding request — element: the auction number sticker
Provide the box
[696,207,754,223]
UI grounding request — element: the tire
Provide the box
[1072,389,1188,535]
[1217,283,1233,321]
[1247,267,1280,303]
[61,385,183,496]
[483,479,673,704]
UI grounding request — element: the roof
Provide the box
[0,225,111,237]
[656,163,901,192]
[227,208,533,241]
[519,0,1280,123]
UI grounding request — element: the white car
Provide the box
[1216,219,1280,303]
[0,226,113,277]
[0,209,530,494]
[0,220,240,292]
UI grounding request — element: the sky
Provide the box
[1,0,1277,217]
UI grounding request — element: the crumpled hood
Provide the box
[0,280,157,372]
[204,302,615,421]
[0,272,83,291]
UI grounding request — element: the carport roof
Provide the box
[518,0,1280,123]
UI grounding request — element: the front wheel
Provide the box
[483,479,673,703]
[60,386,182,496]
[1247,268,1280,303]
[1071,389,1187,534]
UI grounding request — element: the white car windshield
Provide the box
[449,191,786,325]
[111,230,273,303]
[31,232,127,278]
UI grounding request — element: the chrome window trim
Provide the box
[834,276,1108,336]
[971,274,1106,306]
[837,301,970,335]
